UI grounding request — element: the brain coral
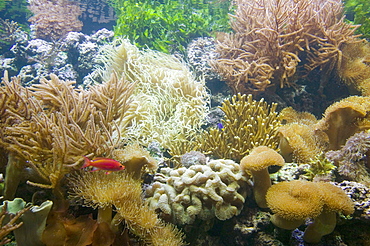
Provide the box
[145,159,250,225]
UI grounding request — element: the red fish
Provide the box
[81,156,125,173]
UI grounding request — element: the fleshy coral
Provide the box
[0,71,134,206]
[212,0,359,94]
[145,159,249,225]
[95,38,210,150]
[69,171,185,246]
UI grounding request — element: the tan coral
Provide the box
[69,171,185,246]
[315,96,370,150]
[240,146,285,208]
[212,0,359,94]
[266,180,324,230]
[145,159,249,225]
[112,142,157,179]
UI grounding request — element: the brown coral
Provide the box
[212,0,359,94]
[0,71,134,205]
[28,0,83,41]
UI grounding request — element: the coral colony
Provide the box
[1,0,370,245]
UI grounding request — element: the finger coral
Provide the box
[145,159,250,225]
[197,94,281,162]
[212,0,359,94]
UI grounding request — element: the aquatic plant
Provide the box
[344,0,370,40]
[197,94,281,162]
[110,0,231,53]
[212,0,359,94]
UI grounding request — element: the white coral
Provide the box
[145,159,250,225]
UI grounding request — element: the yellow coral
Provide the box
[198,94,281,162]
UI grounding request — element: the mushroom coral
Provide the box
[266,180,354,243]
[315,95,370,150]
[266,180,323,230]
[303,182,354,243]
[240,146,285,208]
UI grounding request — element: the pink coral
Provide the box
[28,0,83,41]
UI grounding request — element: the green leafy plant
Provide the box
[344,0,370,39]
[109,0,231,53]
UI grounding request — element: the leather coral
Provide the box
[212,0,359,94]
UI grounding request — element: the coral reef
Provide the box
[145,159,250,225]
[335,180,370,221]
[28,0,83,41]
[186,37,220,82]
[212,0,359,94]
[197,94,281,162]
[326,130,370,186]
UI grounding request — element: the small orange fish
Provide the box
[81,156,125,173]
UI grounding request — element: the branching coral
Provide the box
[212,0,359,94]
[197,94,281,162]
[0,71,134,204]
[145,159,250,225]
[28,0,83,41]
[69,171,185,245]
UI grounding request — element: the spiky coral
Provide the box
[197,94,281,162]
[69,171,185,245]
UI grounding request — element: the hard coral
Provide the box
[28,0,83,41]
[145,159,250,225]
[198,94,281,162]
[213,0,359,94]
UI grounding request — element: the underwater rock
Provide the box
[334,181,370,221]
[0,28,114,85]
